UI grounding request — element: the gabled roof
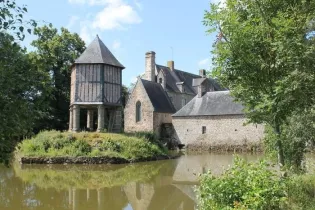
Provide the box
[75,35,125,69]
[141,79,176,113]
[192,78,207,87]
[172,91,244,117]
[156,65,223,95]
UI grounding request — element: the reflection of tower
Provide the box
[97,188,104,210]
[73,188,79,210]
[124,182,155,210]
[68,188,72,206]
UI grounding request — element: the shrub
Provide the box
[99,140,121,152]
[286,174,315,210]
[16,131,167,160]
[198,157,287,210]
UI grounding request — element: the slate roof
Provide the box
[75,35,125,69]
[141,79,176,113]
[156,65,223,94]
[172,91,244,117]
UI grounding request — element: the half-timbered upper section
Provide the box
[70,36,125,106]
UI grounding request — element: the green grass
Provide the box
[15,130,167,160]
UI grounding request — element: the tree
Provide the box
[204,0,315,166]
[0,0,36,40]
[0,33,46,164]
[30,25,86,131]
[0,0,39,164]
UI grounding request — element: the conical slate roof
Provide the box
[75,35,125,69]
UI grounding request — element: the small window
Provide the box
[136,101,141,122]
[159,78,163,84]
[202,126,206,134]
[182,98,187,107]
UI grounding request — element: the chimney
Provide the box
[167,61,174,71]
[199,69,206,78]
[145,51,156,82]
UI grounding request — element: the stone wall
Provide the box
[172,115,264,149]
[166,92,195,111]
[153,112,173,137]
[124,81,154,133]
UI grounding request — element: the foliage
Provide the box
[0,33,47,164]
[204,0,315,166]
[264,108,315,170]
[16,130,167,160]
[198,157,287,210]
[13,161,164,190]
[0,0,37,40]
[286,174,315,210]
[30,25,85,131]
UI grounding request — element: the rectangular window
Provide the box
[202,126,206,134]
[182,98,186,107]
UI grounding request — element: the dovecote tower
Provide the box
[69,35,125,132]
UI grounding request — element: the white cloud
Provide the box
[92,2,141,30]
[69,0,142,42]
[134,0,143,10]
[67,16,80,29]
[79,22,94,43]
[198,58,210,67]
[112,40,121,50]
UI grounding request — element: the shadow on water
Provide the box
[0,152,263,210]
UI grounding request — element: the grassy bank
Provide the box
[15,130,167,161]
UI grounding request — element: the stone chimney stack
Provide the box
[167,61,174,71]
[199,69,206,78]
[145,51,156,82]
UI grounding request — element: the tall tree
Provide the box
[0,33,46,164]
[204,0,315,165]
[30,25,86,131]
[0,0,38,164]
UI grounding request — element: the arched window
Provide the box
[136,101,141,122]
[159,78,163,84]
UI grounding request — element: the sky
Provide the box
[19,0,221,86]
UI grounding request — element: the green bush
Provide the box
[16,131,167,160]
[264,109,315,171]
[286,174,315,210]
[198,157,287,210]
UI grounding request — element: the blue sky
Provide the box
[19,0,220,86]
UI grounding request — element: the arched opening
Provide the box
[136,101,141,122]
[159,78,162,84]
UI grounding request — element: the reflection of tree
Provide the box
[14,162,165,190]
[1,158,201,210]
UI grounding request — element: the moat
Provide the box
[0,153,262,210]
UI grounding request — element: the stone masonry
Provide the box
[172,115,264,149]
[124,79,155,133]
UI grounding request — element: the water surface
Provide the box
[0,153,262,210]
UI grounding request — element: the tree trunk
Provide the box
[275,124,285,166]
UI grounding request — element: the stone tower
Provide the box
[69,35,125,132]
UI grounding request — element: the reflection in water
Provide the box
[0,153,262,210]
